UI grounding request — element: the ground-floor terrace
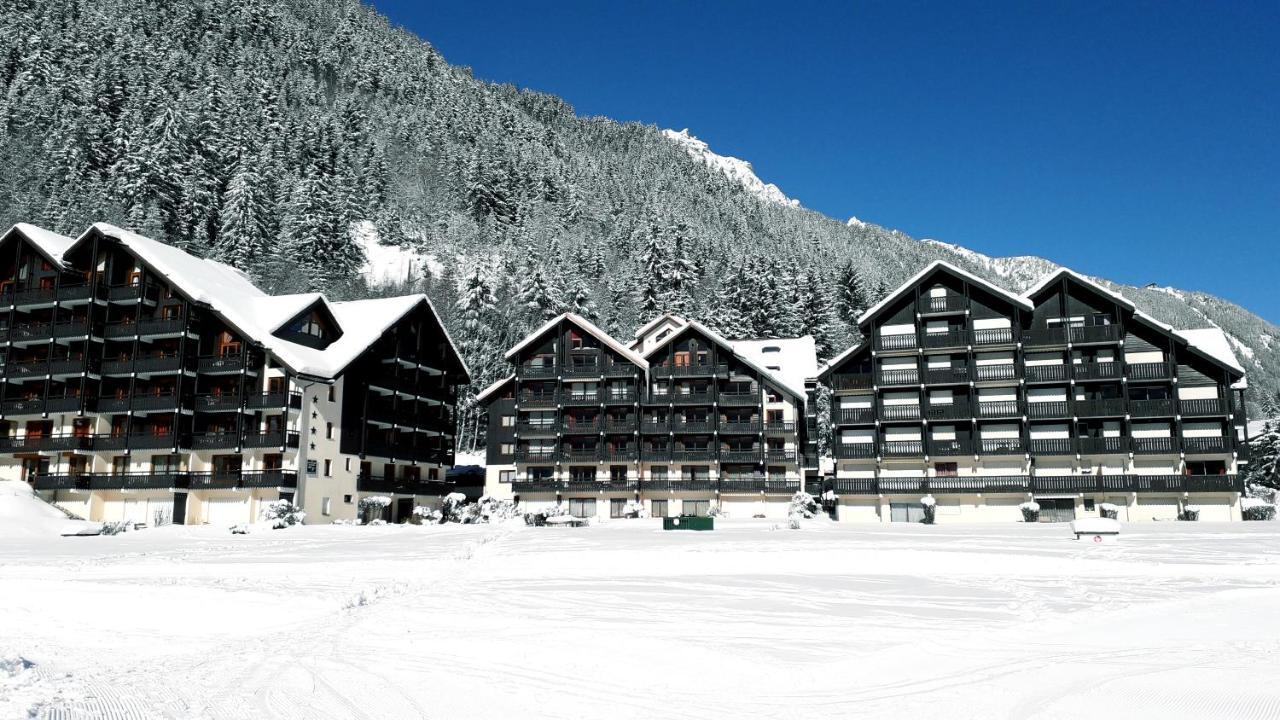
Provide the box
[4,519,1280,718]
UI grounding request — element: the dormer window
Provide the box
[763,346,781,353]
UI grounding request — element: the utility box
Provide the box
[663,515,714,531]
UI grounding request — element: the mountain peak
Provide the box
[663,129,799,208]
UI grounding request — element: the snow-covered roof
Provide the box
[1176,328,1245,376]
[504,313,648,369]
[3,223,77,269]
[643,319,808,401]
[474,375,514,404]
[733,336,818,398]
[858,260,1032,326]
[64,223,466,381]
[814,339,870,379]
[633,312,688,339]
[1022,267,1136,309]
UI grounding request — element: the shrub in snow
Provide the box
[524,504,568,526]
[789,491,819,519]
[623,500,647,519]
[1019,501,1040,523]
[707,504,728,518]
[1099,503,1120,520]
[368,519,387,526]
[476,495,521,523]
[411,505,442,525]
[1178,504,1200,522]
[920,495,937,525]
[788,516,802,530]
[100,520,131,535]
[440,492,474,523]
[260,500,305,528]
[1242,498,1277,521]
[357,496,391,524]
[822,489,836,504]
[230,524,250,535]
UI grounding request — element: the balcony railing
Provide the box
[1131,436,1177,454]
[196,354,245,374]
[670,392,714,405]
[563,364,601,378]
[30,474,90,491]
[1024,327,1071,346]
[719,477,800,494]
[974,364,1017,382]
[518,392,560,408]
[764,421,796,433]
[919,294,967,314]
[652,364,729,378]
[880,440,924,457]
[518,364,557,378]
[1077,436,1127,454]
[245,392,302,410]
[719,449,762,464]
[833,443,876,459]
[972,327,1014,345]
[882,404,922,421]
[602,391,637,404]
[838,407,875,424]
[1026,401,1069,419]
[924,367,969,385]
[979,438,1024,454]
[604,364,638,378]
[875,334,918,351]
[106,282,159,302]
[830,473,1241,495]
[1127,362,1173,381]
[671,420,714,433]
[603,418,636,432]
[924,403,969,421]
[927,439,972,456]
[88,472,190,491]
[1128,399,1175,417]
[562,419,600,434]
[719,421,761,433]
[512,479,565,493]
[921,330,968,349]
[1070,324,1122,344]
[717,392,760,406]
[1179,398,1228,416]
[1028,438,1074,455]
[194,393,243,412]
[514,449,559,463]
[1073,361,1121,381]
[517,421,557,435]
[2,397,82,416]
[1075,398,1126,417]
[831,373,873,391]
[975,400,1020,418]
[1182,436,1230,454]
[640,447,672,461]
[765,449,798,463]
[0,433,96,452]
[599,449,638,463]
[670,449,716,462]
[1025,364,1068,382]
[877,369,918,386]
[639,419,669,433]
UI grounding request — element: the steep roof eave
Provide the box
[505,313,648,369]
[642,320,807,402]
[857,260,1032,326]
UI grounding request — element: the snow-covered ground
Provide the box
[3,516,1280,718]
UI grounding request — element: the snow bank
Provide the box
[0,480,96,538]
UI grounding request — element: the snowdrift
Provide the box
[0,480,96,538]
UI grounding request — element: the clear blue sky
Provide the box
[372,0,1278,323]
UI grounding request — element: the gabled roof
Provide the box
[1024,267,1243,381]
[814,338,870,380]
[1,223,78,270]
[504,312,648,369]
[59,223,467,382]
[857,260,1032,326]
[1175,328,1245,376]
[643,319,809,401]
[633,312,688,339]
[474,375,514,404]
[1022,267,1136,309]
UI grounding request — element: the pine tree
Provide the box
[835,259,869,325]
[212,159,271,272]
[798,269,841,360]
[567,282,598,320]
[1249,420,1280,489]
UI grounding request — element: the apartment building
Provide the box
[480,313,817,520]
[816,261,1249,523]
[0,222,469,525]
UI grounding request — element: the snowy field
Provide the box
[3,517,1280,719]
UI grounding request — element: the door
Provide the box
[889,503,926,523]
[1036,498,1077,523]
[205,497,245,525]
[395,497,414,523]
[651,499,668,518]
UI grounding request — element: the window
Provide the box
[935,462,958,477]
[428,468,438,480]
[568,498,596,518]
[763,346,781,353]
[569,330,585,349]
[322,497,332,516]
[501,415,516,427]
[651,499,668,518]
[500,443,515,455]
[327,386,335,403]
[344,458,351,472]
[610,465,627,483]
[325,422,334,440]
[323,459,332,477]
[650,466,668,483]
[682,499,709,517]
[610,498,628,518]
[570,466,595,483]
[343,494,353,504]
[765,389,781,403]
[767,409,784,425]
[499,470,514,484]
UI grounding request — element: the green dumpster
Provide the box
[663,515,714,531]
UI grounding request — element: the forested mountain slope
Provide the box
[1,0,1275,444]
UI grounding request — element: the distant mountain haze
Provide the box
[1,0,1275,432]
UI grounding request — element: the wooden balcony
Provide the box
[880,440,924,457]
[918,294,967,314]
[975,400,1020,418]
[1179,398,1228,416]
[1025,364,1068,383]
[651,364,729,378]
[717,392,760,406]
[1028,438,1074,455]
[877,369,919,386]
[973,364,1017,382]
[1127,362,1173,381]
[833,443,876,459]
[882,404,922,421]
[1128,399,1175,418]
[978,438,1024,455]
[831,373,873,391]
[1077,436,1127,454]
[1026,401,1069,419]
[1075,398,1126,417]
[921,330,968,350]
[1182,436,1230,454]
[927,439,972,456]
[1073,361,1121,381]
[875,334,918,352]
[1131,436,1177,454]
[924,367,969,385]
[971,327,1015,346]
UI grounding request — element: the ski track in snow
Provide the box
[2,522,1280,718]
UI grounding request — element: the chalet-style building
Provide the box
[479,313,817,519]
[815,261,1250,523]
[0,222,469,525]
